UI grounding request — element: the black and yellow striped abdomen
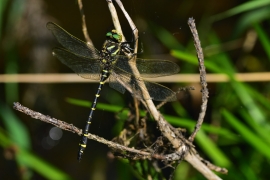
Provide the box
[77,69,110,161]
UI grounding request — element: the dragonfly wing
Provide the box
[136,58,180,77]
[53,48,101,80]
[109,76,126,94]
[112,66,177,101]
[143,81,177,101]
[114,55,180,78]
[47,22,100,59]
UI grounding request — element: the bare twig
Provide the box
[187,18,209,142]
[133,97,140,128]
[185,152,223,180]
[15,102,213,165]
[106,0,126,41]
[114,0,138,53]
[192,148,228,174]
[199,158,228,174]
[201,159,228,174]
[1,73,269,83]
[12,102,166,160]
[114,0,137,32]
[156,86,195,110]
[77,0,95,49]
[164,148,228,175]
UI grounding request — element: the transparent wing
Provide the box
[112,66,177,102]
[143,81,177,101]
[114,55,180,78]
[47,22,100,59]
[53,48,101,80]
[109,76,126,94]
[136,58,180,77]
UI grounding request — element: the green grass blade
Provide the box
[170,50,224,73]
[239,109,270,146]
[0,129,71,180]
[194,129,231,166]
[253,22,270,60]
[210,1,270,22]
[235,6,270,35]
[19,151,71,180]
[245,83,270,110]
[67,98,240,140]
[231,81,268,127]
[66,97,123,112]
[150,22,184,50]
[164,115,240,141]
[0,0,8,38]
[222,109,270,159]
[0,102,30,149]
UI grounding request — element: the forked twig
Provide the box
[114,0,138,54]
[108,1,223,179]
[106,0,126,42]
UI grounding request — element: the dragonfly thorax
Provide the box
[102,40,121,56]
[99,37,122,68]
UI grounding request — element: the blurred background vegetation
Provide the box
[1,0,270,179]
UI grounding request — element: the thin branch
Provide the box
[106,0,126,41]
[199,158,228,174]
[114,0,138,54]
[77,0,95,50]
[164,148,228,175]
[12,102,166,160]
[187,18,209,142]
[156,86,195,110]
[185,153,223,180]
[1,73,269,83]
[114,0,137,31]
[115,0,139,56]
[14,102,215,166]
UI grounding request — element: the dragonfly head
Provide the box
[106,30,122,43]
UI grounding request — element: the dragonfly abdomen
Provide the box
[77,69,110,161]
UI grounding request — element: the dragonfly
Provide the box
[47,22,180,161]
